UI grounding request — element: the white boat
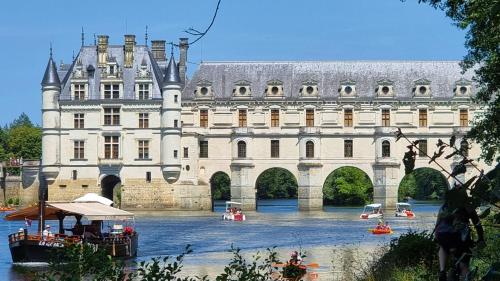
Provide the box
[395,202,415,218]
[222,201,246,221]
[360,203,383,219]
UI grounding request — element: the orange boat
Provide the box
[0,206,15,212]
[370,227,393,235]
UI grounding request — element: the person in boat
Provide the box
[72,220,84,236]
[375,220,384,230]
[42,225,53,240]
[289,251,303,266]
[384,221,390,230]
[434,184,485,281]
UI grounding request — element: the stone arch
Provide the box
[100,175,121,207]
[209,171,231,211]
[398,167,449,201]
[254,167,298,210]
[322,166,374,206]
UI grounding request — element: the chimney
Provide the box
[124,34,135,68]
[151,40,166,61]
[178,38,189,85]
[97,35,109,67]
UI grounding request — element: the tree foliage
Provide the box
[211,172,231,200]
[323,167,373,206]
[415,0,500,164]
[0,113,41,162]
[398,168,449,201]
[256,168,298,199]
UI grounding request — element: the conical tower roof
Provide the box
[41,51,61,88]
[163,54,181,86]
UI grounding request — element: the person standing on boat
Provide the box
[42,225,53,240]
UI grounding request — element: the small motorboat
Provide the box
[360,203,383,219]
[370,227,393,235]
[222,201,246,221]
[395,202,415,218]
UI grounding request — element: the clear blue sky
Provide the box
[0,0,466,126]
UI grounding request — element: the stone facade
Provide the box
[39,34,493,211]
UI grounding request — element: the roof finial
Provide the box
[81,27,85,46]
[93,33,96,45]
[49,43,53,58]
[145,25,148,46]
[170,43,174,57]
[72,50,75,61]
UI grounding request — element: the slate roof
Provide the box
[58,45,165,100]
[41,56,61,87]
[183,61,475,101]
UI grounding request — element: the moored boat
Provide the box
[360,203,383,219]
[5,194,138,263]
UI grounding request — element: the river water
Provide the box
[0,200,440,280]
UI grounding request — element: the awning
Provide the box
[5,202,134,221]
[73,193,114,206]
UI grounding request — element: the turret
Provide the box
[41,48,61,184]
[160,51,182,183]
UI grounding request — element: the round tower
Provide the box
[160,51,182,183]
[40,49,61,184]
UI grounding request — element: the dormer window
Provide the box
[339,79,356,97]
[299,79,318,98]
[454,78,472,97]
[376,79,394,97]
[413,78,431,97]
[232,80,251,98]
[265,80,284,98]
[72,83,87,100]
[195,80,213,99]
[137,83,151,100]
[102,83,121,99]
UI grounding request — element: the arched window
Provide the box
[306,141,314,158]
[237,141,246,158]
[382,140,390,157]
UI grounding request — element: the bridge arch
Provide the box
[254,167,298,210]
[209,171,231,211]
[398,167,449,201]
[100,174,121,207]
[322,166,373,206]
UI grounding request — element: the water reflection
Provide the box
[1,200,440,280]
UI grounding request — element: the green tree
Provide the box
[415,0,500,164]
[7,125,42,160]
[398,168,448,201]
[0,127,8,161]
[9,113,34,128]
[211,172,231,200]
[323,167,373,206]
[256,168,297,199]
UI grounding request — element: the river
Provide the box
[0,200,441,280]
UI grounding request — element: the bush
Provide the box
[359,231,439,281]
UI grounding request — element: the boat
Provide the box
[395,202,415,218]
[222,201,246,221]
[359,203,383,219]
[0,206,15,212]
[5,194,138,263]
[370,227,393,235]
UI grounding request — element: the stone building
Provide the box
[39,34,491,211]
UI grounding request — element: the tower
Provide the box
[160,51,182,183]
[40,48,61,184]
